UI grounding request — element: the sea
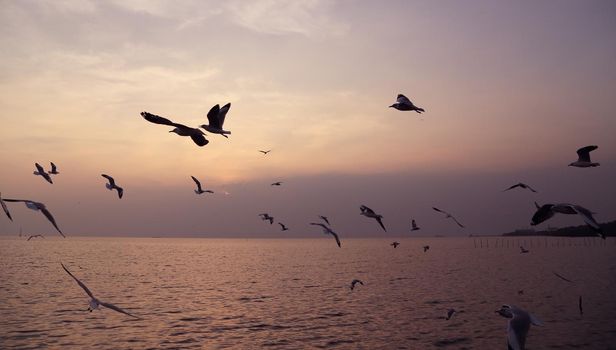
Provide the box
[1,236,615,349]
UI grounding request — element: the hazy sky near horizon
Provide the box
[1,0,615,237]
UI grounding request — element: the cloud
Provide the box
[224,0,349,38]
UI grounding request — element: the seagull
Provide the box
[552,271,574,284]
[531,203,604,239]
[259,150,271,155]
[271,182,283,186]
[278,222,289,231]
[569,145,599,168]
[389,94,425,113]
[191,176,213,194]
[259,213,274,224]
[360,205,386,232]
[61,263,139,319]
[33,163,53,184]
[423,245,430,252]
[520,246,529,254]
[200,103,231,138]
[319,215,330,225]
[391,241,400,248]
[446,309,456,320]
[503,183,537,193]
[27,234,45,241]
[411,219,420,231]
[518,290,524,295]
[496,304,543,350]
[0,193,13,221]
[579,296,583,316]
[310,223,341,248]
[101,174,124,199]
[49,162,60,175]
[2,199,64,237]
[141,111,209,146]
[432,207,464,228]
[350,279,364,290]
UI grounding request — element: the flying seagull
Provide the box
[531,203,604,239]
[360,205,386,232]
[61,263,139,319]
[432,207,464,228]
[520,246,529,254]
[391,241,400,248]
[271,182,283,186]
[101,174,124,199]
[141,111,209,147]
[389,94,425,113]
[200,103,231,138]
[278,222,289,231]
[423,245,430,252]
[446,309,456,320]
[310,222,341,248]
[33,163,53,184]
[259,213,274,224]
[49,162,60,175]
[552,271,574,284]
[411,219,420,231]
[569,145,599,168]
[27,234,45,241]
[579,296,583,316]
[2,199,64,237]
[1,193,13,221]
[191,176,213,194]
[319,215,330,225]
[350,279,364,290]
[503,183,537,193]
[496,304,543,350]
[259,150,271,155]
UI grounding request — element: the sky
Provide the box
[1,0,615,237]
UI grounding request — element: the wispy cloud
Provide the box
[225,0,349,38]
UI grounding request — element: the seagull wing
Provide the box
[218,103,231,127]
[141,111,184,128]
[0,194,13,221]
[50,162,57,173]
[190,133,209,147]
[319,216,330,225]
[572,205,604,238]
[376,217,387,232]
[451,216,465,228]
[360,205,375,215]
[191,176,203,192]
[40,207,65,237]
[524,184,538,193]
[206,104,221,128]
[576,145,598,162]
[99,301,140,319]
[432,207,449,216]
[572,205,600,229]
[503,184,520,192]
[397,94,412,104]
[101,174,116,187]
[116,187,124,199]
[61,263,95,298]
[36,163,53,184]
[553,271,575,283]
[329,230,341,247]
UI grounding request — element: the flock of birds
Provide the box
[0,94,608,349]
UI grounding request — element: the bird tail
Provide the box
[415,108,425,113]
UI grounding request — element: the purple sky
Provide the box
[1,0,615,237]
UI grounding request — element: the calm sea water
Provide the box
[1,236,615,349]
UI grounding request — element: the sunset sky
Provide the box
[1,0,615,237]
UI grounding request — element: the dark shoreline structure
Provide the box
[502,220,615,237]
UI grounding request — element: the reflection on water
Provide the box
[1,237,615,349]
